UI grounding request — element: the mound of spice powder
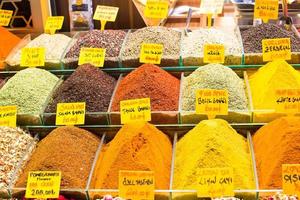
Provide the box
[111,64,180,111]
[241,23,300,53]
[45,64,116,113]
[64,30,126,63]
[249,60,300,110]
[253,117,300,189]
[16,126,100,189]
[181,64,248,111]
[0,127,36,190]
[91,122,172,189]
[0,68,59,115]
[174,119,255,190]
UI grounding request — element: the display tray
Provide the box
[120,29,182,68]
[2,125,263,200]
[181,26,244,66]
[180,71,253,124]
[240,25,300,65]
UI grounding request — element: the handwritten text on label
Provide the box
[120,98,151,124]
[0,106,17,127]
[56,102,85,125]
[140,43,163,64]
[262,38,291,61]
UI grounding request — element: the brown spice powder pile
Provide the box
[111,64,180,111]
[45,64,116,113]
[16,126,100,189]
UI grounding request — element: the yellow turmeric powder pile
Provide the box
[91,122,172,189]
[173,119,255,190]
[249,60,300,109]
[253,117,300,189]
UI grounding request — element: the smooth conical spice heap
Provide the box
[174,119,255,190]
[111,64,180,111]
[253,117,300,189]
[46,64,116,113]
[16,126,100,189]
[249,60,300,109]
[91,122,172,189]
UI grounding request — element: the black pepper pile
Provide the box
[45,64,116,113]
[242,23,300,53]
[64,30,127,59]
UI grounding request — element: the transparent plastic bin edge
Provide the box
[109,74,180,125]
[181,26,243,66]
[179,71,252,124]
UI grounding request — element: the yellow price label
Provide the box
[140,43,163,64]
[204,44,225,64]
[120,98,151,124]
[78,47,106,67]
[0,9,13,26]
[45,16,64,34]
[20,47,45,67]
[200,0,224,14]
[0,106,17,127]
[195,89,228,119]
[119,170,155,200]
[25,171,61,199]
[93,5,119,21]
[262,38,291,62]
[254,0,279,23]
[282,164,300,197]
[275,89,300,114]
[197,168,234,198]
[144,1,169,19]
[56,102,85,125]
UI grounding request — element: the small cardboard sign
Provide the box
[119,170,155,200]
[20,47,45,67]
[93,5,119,22]
[144,1,169,19]
[25,171,61,199]
[56,102,86,125]
[0,9,13,26]
[282,164,300,197]
[0,106,17,127]
[254,0,279,23]
[204,44,225,64]
[120,98,151,124]
[78,47,106,67]
[45,16,64,34]
[200,0,224,14]
[275,89,300,114]
[262,38,291,62]
[140,43,163,64]
[197,168,234,198]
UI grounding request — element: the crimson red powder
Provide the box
[111,64,180,111]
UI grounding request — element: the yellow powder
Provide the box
[173,119,255,190]
[249,60,300,109]
[91,122,172,189]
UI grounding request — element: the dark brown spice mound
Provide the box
[111,64,180,111]
[45,64,116,113]
[16,126,100,189]
[65,30,126,59]
[242,23,300,53]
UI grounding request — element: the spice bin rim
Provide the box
[4,125,263,200]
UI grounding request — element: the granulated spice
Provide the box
[64,30,126,67]
[111,64,180,111]
[16,126,100,189]
[249,60,300,110]
[0,127,36,190]
[0,68,59,115]
[91,122,172,189]
[174,119,255,190]
[181,64,248,111]
[45,64,116,113]
[241,23,300,53]
[121,27,181,66]
[253,117,300,189]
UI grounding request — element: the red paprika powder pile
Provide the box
[111,64,180,111]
